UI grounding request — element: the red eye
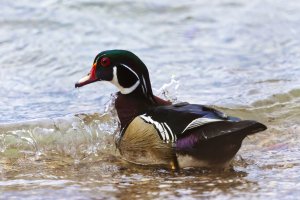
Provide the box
[100,57,111,67]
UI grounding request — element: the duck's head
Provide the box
[75,50,156,103]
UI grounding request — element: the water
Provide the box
[1,0,300,199]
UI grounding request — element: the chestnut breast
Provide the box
[115,92,171,128]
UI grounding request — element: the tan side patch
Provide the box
[118,116,176,167]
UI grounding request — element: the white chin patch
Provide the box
[110,66,140,94]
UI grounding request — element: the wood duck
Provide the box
[75,50,267,170]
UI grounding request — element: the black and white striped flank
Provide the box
[140,114,177,143]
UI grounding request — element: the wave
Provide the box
[0,98,119,162]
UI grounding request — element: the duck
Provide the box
[75,50,267,170]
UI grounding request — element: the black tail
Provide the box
[196,120,267,140]
[176,120,267,166]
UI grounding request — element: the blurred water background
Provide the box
[0,0,300,199]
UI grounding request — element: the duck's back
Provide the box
[140,102,265,141]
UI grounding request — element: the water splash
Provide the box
[154,75,181,103]
[0,95,120,163]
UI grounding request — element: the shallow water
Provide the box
[1,0,300,199]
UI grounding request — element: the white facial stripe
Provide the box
[141,83,146,94]
[110,66,140,94]
[121,64,139,80]
[142,76,148,94]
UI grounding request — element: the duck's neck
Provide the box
[114,88,171,129]
[114,88,154,129]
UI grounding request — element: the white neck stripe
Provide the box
[110,66,140,94]
[120,64,139,80]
